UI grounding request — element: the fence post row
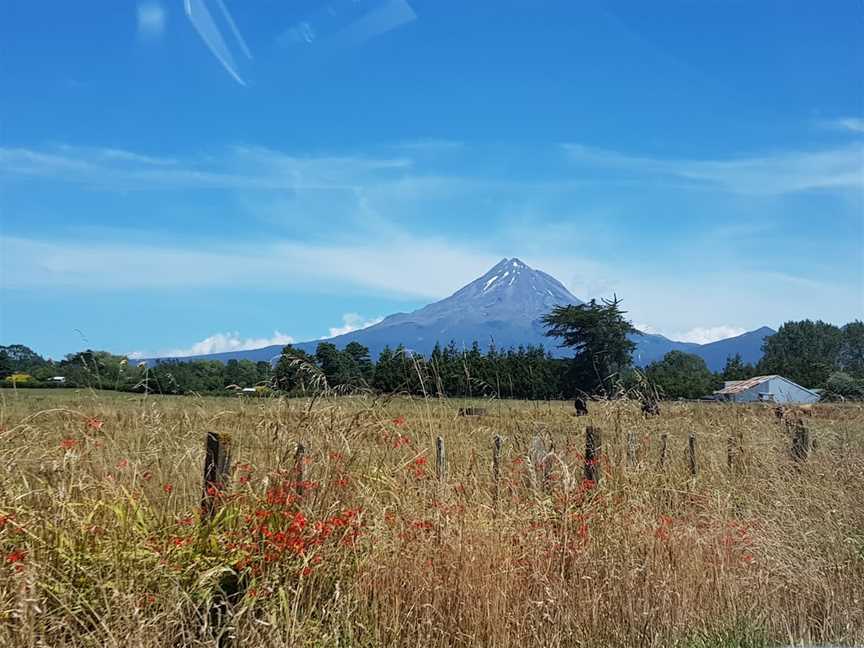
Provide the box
[436,436,447,481]
[790,420,810,462]
[687,433,697,477]
[626,429,637,467]
[201,431,232,521]
[585,426,602,483]
[659,433,669,469]
[294,442,307,495]
[492,434,503,506]
[529,435,551,492]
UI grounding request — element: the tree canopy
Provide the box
[542,297,637,396]
[646,351,719,400]
[757,320,844,388]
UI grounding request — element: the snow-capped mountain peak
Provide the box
[372,258,582,337]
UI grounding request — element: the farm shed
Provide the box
[713,375,819,404]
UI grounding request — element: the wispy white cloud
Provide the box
[128,330,294,359]
[326,313,384,338]
[821,117,864,134]
[0,234,499,300]
[137,2,166,40]
[633,323,745,344]
[0,145,412,191]
[672,326,747,345]
[634,322,659,335]
[562,143,864,194]
[393,138,465,152]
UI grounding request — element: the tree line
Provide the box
[2,305,862,401]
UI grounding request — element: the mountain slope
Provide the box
[631,327,774,371]
[140,258,773,370]
[295,257,583,359]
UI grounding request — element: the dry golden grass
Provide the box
[1,388,863,647]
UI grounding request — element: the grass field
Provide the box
[1,388,863,647]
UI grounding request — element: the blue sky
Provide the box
[1,0,862,359]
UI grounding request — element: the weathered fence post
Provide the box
[201,431,232,521]
[529,435,550,492]
[659,432,668,468]
[492,434,502,507]
[687,433,697,477]
[585,426,602,483]
[436,436,447,481]
[791,420,810,462]
[626,430,637,467]
[293,442,306,496]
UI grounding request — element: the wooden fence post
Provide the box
[201,431,232,521]
[436,436,446,481]
[659,432,668,469]
[492,434,502,506]
[791,420,809,462]
[687,433,697,478]
[294,442,306,496]
[626,430,637,467]
[529,435,551,492]
[585,426,602,483]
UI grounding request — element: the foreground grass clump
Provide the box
[1,389,863,647]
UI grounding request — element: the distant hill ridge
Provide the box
[141,258,774,371]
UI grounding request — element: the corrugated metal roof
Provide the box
[714,375,777,395]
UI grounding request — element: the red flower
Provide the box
[393,435,411,449]
[162,484,173,494]
[238,475,251,485]
[579,478,596,493]
[6,549,26,565]
[116,459,129,470]
[86,418,104,430]
[142,471,153,481]
[577,523,590,541]
[60,438,78,450]
[392,416,406,427]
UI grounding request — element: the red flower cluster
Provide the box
[5,549,26,572]
[393,435,411,449]
[60,438,78,450]
[231,507,363,575]
[86,418,104,430]
[392,416,406,427]
[410,456,428,479]
[655,515,674,541]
